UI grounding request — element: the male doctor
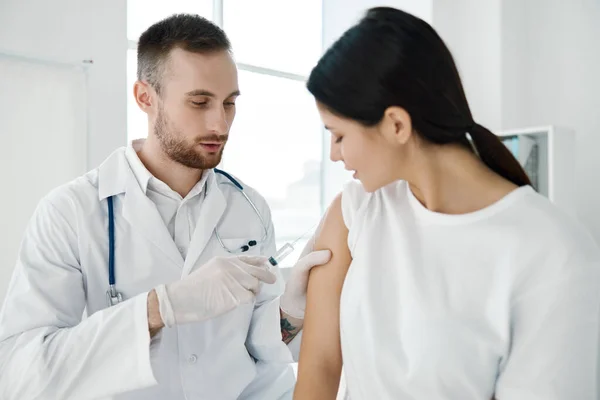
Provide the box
[0,14,328,400]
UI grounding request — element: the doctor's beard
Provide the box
[154,106,227,170]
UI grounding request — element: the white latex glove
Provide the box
[155,255,276,327]
[280,232,331,320]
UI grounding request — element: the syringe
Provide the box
[267,223,319,266]
[268,243,296,266]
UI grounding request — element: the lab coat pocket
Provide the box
[219,237,263,256]
[221,342,258,398]
[246,294,294,364]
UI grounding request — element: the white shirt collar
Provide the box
[125,139,152,194]
[125,139,209,200]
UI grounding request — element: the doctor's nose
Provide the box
[206,106,230,135]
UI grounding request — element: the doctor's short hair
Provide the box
[137,13,231,95]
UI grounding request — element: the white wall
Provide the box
[500,0,600,239]
[0,0,128,169]
[433,0,600,240]
[501,0,531,130]
[0,0,127,301]
[433,0,503,131]
[0,57,88,303]
[322,0,432,48]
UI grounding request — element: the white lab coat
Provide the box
[0,148,295,400]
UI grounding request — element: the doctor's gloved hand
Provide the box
[154,256,276,327]
[280,232,331,320]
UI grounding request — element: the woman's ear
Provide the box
[380,106,413,145]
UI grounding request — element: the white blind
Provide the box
[0,54,87,304]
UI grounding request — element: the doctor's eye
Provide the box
[334,136,343,143]
[191,101,208,107]
[224,102,236,108]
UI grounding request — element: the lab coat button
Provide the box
[188,354,197,364]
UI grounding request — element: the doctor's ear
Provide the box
[379,106,413,145]
[133,81,154,112]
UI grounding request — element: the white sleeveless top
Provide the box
[339,179,600,399]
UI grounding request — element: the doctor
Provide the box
[0,14,329,400]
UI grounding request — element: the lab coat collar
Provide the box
[97,147,226,269]
[125,139,210,201]
[121,169,185,267]
[97,147,129,201]
[97,147,183,266]
[125,140,152,195]
[121,169,225,271]
[97,142,211,201]
[182,171,226,275]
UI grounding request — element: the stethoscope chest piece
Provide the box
[106,284,123,307]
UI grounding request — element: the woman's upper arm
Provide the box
[295,193,351,398]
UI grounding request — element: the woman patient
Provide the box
[294,7,600,400]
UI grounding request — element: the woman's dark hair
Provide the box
[307,7,531,187]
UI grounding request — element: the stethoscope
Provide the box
[106,168,269,307]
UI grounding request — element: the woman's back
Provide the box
[340,180,600,399]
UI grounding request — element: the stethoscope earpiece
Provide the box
[240,240,258,253]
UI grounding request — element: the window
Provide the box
[127,1,325,267]
[223,0,323,76]
[221,70,323,264]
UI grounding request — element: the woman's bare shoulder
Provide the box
[311,193,352,280]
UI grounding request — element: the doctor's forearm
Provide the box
[147,290,165,337]
[280,309,303,344]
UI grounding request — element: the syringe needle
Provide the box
[291,222,319,247]
[268,222,320,267]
